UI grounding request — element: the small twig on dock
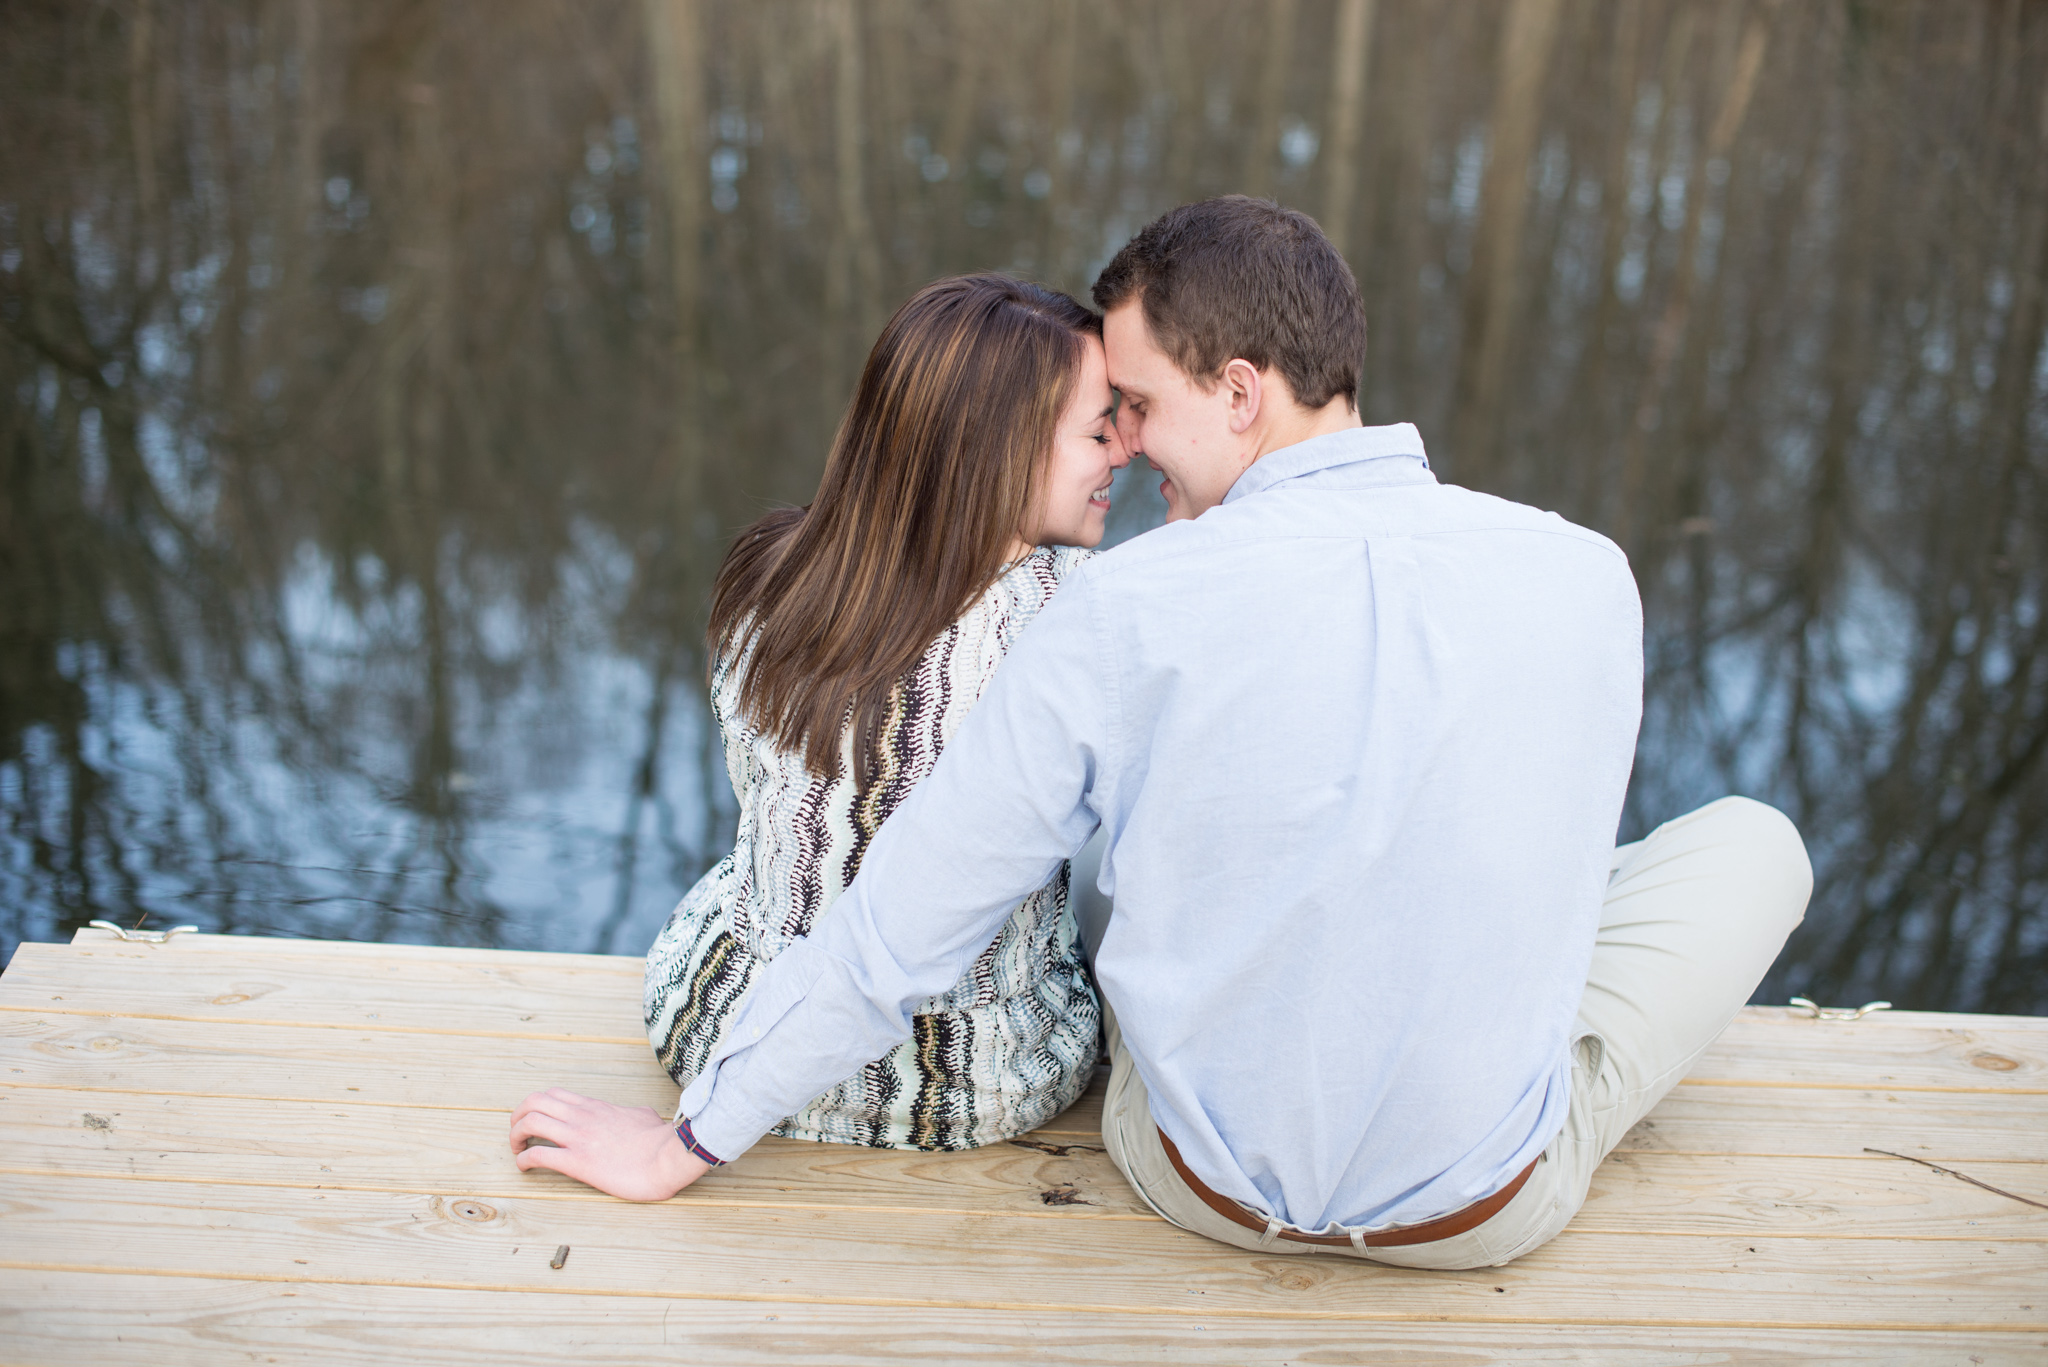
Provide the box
[1863,1148,2048,1210]
[550,1245,571,1269]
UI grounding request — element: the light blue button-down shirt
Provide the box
[681,423,1643,1232]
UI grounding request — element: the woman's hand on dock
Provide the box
[508,1088,711,1201]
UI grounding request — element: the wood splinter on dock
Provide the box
[549,1245,570,1270]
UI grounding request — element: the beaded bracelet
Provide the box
[673,1115,727,1167]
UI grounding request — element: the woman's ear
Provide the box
[1222,358,1263,435]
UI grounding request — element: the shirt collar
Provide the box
[1221,422,1432,505]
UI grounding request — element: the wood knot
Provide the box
[208,982,280,1006]
[1269,1266,1318,1292]
[447,1200,498,1223]
[1970,1054,2020,1071]
[87,1036,122,1052]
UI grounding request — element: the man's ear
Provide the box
[1222,358,1263,435]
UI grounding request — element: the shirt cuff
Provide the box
[667,938,833,1162]
[682,1090,783,1164]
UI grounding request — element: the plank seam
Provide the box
[6,1029,2041,1092]
[0,1082,600,1115]
[4,1085,2041,1169]
[1,1082,2039,1171]
[1,1167,2042,1239]
[0,1167,1160,1222]
[0,1006,644,1045]
[56,933,646,967]
[0,1261,2040,1330]
[1680,1077,2048,1095]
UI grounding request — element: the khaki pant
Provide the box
[1100,795,1814,1270]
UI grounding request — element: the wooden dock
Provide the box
[0,928,2043,1364]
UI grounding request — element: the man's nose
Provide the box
[1109,425,1134,467]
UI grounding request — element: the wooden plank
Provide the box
[1688,1012,2048,1092]
[1,1174,2042,1328]
[1022,1074,2048,1164]
[7,965,2044,1147]
[8,1008,2047,1162]
[1032,1073,1105,1135]
[34,935,2048,1045]
[1618,1083,2048,1162]
[1574,1148,2048,1240]
[4,1086,2046,1242]
[41,935,2048,1043]
[9,939,2046,1091]
[0,942,646,1041]
[0,1087,1145,1221]
[0,1013,680,1112]
[3,1271,2042,1367]
[1759,1008,2048,1032]
[0,1014,1108,1151]
[62,927,645,970]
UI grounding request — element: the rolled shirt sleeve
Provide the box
[678,568,1113,1160]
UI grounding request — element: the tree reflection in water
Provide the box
[1,2,2043,1011]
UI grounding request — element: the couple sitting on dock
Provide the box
[511,196,1814,1270]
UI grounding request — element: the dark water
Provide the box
[3,1,2044,1012]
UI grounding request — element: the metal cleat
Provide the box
[86,921,200,944]
[1788,997,1892,1021]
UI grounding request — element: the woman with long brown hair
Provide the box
[512,273,1127,1177]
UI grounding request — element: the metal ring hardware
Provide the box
[1788,997,1891,1021]
[86,921,200,944]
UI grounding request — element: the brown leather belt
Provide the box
[1157,1127,1538,1248]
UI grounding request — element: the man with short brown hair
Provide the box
[1089,195,1370,521]
[1061,195,1811,1266]
[1095,195,1367,420]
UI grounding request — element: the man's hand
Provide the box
[508,1088,712,1201]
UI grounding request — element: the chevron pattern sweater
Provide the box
[644,545,1100,1150]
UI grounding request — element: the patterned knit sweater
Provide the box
[643,545,1101,1150]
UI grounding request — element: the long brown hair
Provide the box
[709,273,1101,782]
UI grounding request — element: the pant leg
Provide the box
[1387,794,1816,1269]
[1582,795,1813,1123]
